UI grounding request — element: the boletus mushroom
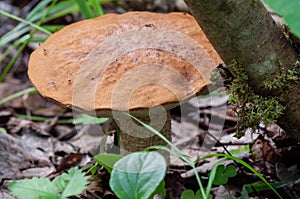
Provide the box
[28,12,222,160]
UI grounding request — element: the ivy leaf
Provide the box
[109,151,167,199]
[94,153,123,173]
[8,177,58,199]
[54,168,88,198]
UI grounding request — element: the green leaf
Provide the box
[224,165,237,177]
[263,0,300,37]
[181,190,196,199]
[212,164,237,185]
[94,153,123,173]
[181,189,212,199]
[8,177,58,199]
[90,0,104,16]
[110,152,167,199]
[241,184,252,199]
[151,180,166,198]
[54,168,88,198]
[228,144,250,155]
[242,175,300,197]
[74,0,94,19]
[72,114,109,124]
[213,165,227,185]
[198,153,283,199]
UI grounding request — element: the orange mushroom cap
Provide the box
[28,12,222,117]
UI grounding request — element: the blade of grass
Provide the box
[0,26,32,47]
[145,145,189,161]
[25,0,53,20]
[0,0,52,46]
[41,25,64,32]
[0,0,57,82]
[90,0,104,16]
[0,35,30,63]
[0,10,51,35]
[1,0,78,46]
[29,38,47,43]
[44,1,79,22]
[0,87,37,105]
[16,114,73,124]
[0,38,30,82]
[74,0,94,19]
[244,175,300,194]
[198,153,283,199]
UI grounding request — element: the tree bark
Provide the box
[184,0,300,138]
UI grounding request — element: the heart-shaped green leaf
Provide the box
[109,151,167,199]
[224,164,237,177]
[181,189,200,199]
[94,153,123,173]
[212,164,237,185]
[181,189,212,199]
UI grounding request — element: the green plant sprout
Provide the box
[210,164,237,185]
[181,189,212,199]
[9,168,88,199]
[198,153,283,199]
[94,153,123,173]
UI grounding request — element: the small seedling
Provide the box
[181,189,212,199]
[8,168,88,199]
[211,164,237,185]
[94,153,123,173]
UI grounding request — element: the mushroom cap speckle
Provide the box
[28,12,222,116]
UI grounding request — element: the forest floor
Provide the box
[1,1,300,198]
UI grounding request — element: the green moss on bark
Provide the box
[229,59,299,138]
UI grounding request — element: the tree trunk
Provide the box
[184,0,300,138]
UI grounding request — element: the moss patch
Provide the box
[228,59,299,138]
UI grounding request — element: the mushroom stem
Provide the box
[118,110,171,161]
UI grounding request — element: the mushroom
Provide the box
[28,12,222,160]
